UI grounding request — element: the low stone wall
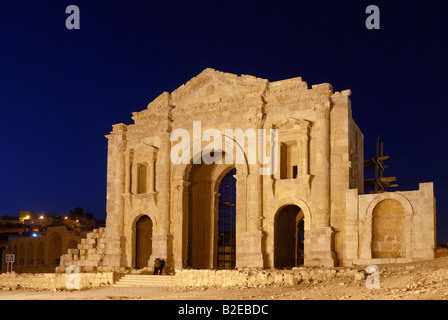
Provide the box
[0,268,367,291]
[0,272,116,291]
[175,268,365,288]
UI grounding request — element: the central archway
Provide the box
[185,154,236,269]
[274,205,304,268]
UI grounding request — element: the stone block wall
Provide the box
[174,267,365,288]
[101,68,436,271]
[1,226,87,274]
[344,182,436,266]
[0,272,116,291]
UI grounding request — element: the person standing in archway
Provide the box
[153,258,161,275]
[158,259,165,275]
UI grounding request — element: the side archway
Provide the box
[133,215,153,269]
[365,193,413,259]
[271,198,311,269]
[271,197,312,230]
[371,199,405,258]
[274,205,305,268]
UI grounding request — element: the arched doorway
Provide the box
[49,233,62,265]
[372,199,405,258]
[274,205,304,268]
[135,215,153,269]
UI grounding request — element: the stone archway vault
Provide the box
[171,146,250,270]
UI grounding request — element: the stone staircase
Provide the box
[113,274,176,288]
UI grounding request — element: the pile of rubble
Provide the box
[56,228,110,273]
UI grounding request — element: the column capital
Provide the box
[177,180,191,189]
[313,102,331,120]
[116,141,127,154]
[159,130,172,141]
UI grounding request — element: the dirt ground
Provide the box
[1,254,448,300]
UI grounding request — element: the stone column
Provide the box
[305,102,336,267]
[240,114,265,268]
[149,130,173,271]
[234,171,247,268]
[212,190,221,269]
[124,150,133,194]
[147,148,158,193]
[178,179,190,269]
[314,102,331,228]
[299,134,309,176]
[104,123,128,270]
[131,162,138,194]
[148,159,155,193]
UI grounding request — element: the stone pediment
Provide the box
[128,143,159,164]
[133,142,157,151]
[274,117,311,134]
[171,68,269,105]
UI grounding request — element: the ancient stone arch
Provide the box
[98,68,435,271]
[270,197,312,230]
[274,205,304,268]
[269,198,311,268]
[179,149,241,269]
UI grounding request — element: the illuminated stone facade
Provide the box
[60,68,437,272]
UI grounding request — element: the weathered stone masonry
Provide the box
[59,68,436,273]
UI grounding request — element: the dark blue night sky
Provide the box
[1,1,447,242]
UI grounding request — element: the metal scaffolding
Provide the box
[364,135,398,193]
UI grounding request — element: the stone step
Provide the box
[113,275,176,287]
[116,279,176,282]
[116,275,175,278]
